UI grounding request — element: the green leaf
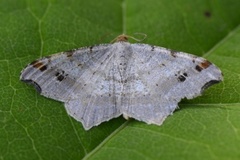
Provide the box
[0,0,239,159]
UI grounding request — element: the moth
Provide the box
[20,35,223,130]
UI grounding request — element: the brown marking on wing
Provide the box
[195,60,212,72]
[200,60,212,69]
[31,61,48,72]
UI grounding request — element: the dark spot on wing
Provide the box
[21,79,42,93]
[39,65,47,72]
[55,70,67,82]
[178,75,186,82]
[204,11,211,18]
[151,45,155,51]
[201,80,220,93]
[66,51,74,57]
[55,72,60,77]
[183,72,188,77]
[195,65,203,72]
[170,50,177,57]
[78,63,83,67]
[90,46,93,52]
[57,75,64,82]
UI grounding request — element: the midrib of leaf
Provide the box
[83,121,130,160]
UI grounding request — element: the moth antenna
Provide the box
[131,33,147,42]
